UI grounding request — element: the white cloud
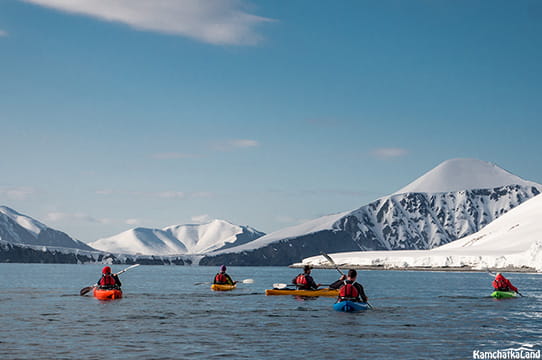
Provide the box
[371,148,409,159]
[125,218,141,226]
[45,212,111,224]
[95,189,113,195]
[191,214,210,223]
[0,30,8,37]
[0,187,35,200]
[157,191,186,199]
[22,0,274,45]
[151,152,199,160]
[215,139,260,151]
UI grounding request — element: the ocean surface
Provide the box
[1,263,540,360]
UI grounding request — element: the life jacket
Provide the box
[99,274,117,287]
[339,282,359,300]
[295,274,308,286]
[493,275,512,291]
[215,273,228,284]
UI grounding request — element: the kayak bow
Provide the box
[333,300,369,312]
[93,288,123,300]
[491,291,518,299]
[211,284,237,291]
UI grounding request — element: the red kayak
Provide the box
[93,288,123,300]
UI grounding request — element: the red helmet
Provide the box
[102,266,111,274]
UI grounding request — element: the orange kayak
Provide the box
[211,284,237,291]
[93,288,123,300]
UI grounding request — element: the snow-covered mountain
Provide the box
[200,159,542,266]
[300,193,542,272]
[89,219,265,256]
[0,206,95,251]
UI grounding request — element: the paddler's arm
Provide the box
[356,283,368,303]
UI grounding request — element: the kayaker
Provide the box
[97,266,122,290]
[330,269,368,303]
[292,265,321,290]
[492,273,518,293]
[213,265,237,285]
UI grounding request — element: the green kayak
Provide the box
[491,291,518,299]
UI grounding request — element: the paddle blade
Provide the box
[272,283,290,289]
[80,286,94,296]
[241,278,254,284]
[115,263,140,276]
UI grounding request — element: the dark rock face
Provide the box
[0,242,191,265]
[201,185,541,266]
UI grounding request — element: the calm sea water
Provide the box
[0,263,540,360]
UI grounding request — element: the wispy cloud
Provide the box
[191,214,210,223]
[371,147,409,159]
[151,152,199,160]
[45,212,112,224]
[157,191,186,199]
[0,187,36,200]
[214,139,260,151]
[95,189,114,195]
[22,0,274,45]
[125,218,141,226]
[0,30,8,37]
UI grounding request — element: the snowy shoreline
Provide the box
[289,264,538,273]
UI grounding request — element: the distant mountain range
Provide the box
[300,191,542,272]
[2,158,541,267]
[0,206,264,263]
[200,159,542,265]
[89,220,265,256]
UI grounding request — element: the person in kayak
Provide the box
[292,265,321,290]
[492,273,518,293]
[97,266,122,290]
[330,269,368,303]
[213,265,237,285]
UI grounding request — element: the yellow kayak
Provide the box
[265,288,339,297]
[211,284,237,291]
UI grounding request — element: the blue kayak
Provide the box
[333,301,369,312]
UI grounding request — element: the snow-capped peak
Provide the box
[394,158,538,195]
[0,205,47,236]
[89,219,265,256]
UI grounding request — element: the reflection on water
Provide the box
[0,264,540,359]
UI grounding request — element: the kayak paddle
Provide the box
[272,283,333,289]
[194,278,254,286]
[79,264,140,296]
[320,252,374,309]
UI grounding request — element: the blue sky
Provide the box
[1,0,541,242]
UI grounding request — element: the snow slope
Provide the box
[90,219,265,256]
[394,158,538,194]
[205,159,541,262]
[301,194,542,271]
[210,211,351,255]
[0,206,47,236]
[0,206,94,251]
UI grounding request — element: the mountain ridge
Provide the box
[200,159,542,266]
[89,219,265,256]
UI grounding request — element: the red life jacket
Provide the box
[295,274,308,286]
[99,274,116,286]
[215,273,228,284]
[339,283,359,300]
[493,275,516,291]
